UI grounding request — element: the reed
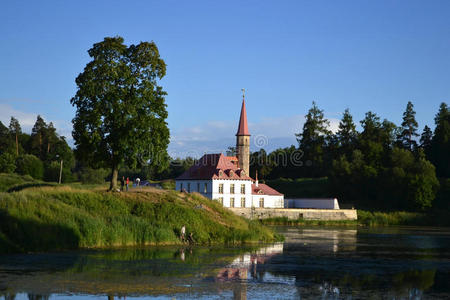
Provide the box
[0,185,281,253]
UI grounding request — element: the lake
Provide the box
[1,226,450,299]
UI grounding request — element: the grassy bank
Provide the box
[0,182,281,254]
[260,210,450,227]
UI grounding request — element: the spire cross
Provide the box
[241,88,245,100]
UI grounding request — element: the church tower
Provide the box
[236,92,250,175]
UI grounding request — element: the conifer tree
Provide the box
[296,101,331,176]
[397,101,419,150]
[30,115,48,159]
[9,117,22,156]
[336,108,357,157]
[431,102,450,177]
[420,125,433,157]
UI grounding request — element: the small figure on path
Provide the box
[136,177,141,188]
[120,176,125,192]
[188,232,195,244]
[126,177,129,192]
[181,225,186,242]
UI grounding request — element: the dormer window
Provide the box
[229,170,234,177]
[218,170,224,177]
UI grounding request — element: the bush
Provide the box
[15,154,44,179]
[0,153,16,173]
[78,167,108,184]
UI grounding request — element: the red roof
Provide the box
[252,183,283,196]
[236,99,250,136]
[177,153,252,180]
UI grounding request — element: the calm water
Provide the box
[1,226,450,299]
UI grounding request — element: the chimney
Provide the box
[255,170,259,187]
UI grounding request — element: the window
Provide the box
[230,184,235,194]
[180,183,183,191]
[197,183,200,192]
[230,197,235,207]
[219,184,224,194]
[187,183,191,193]
[259,198,264,208]
[218,197,223,205]
[204,183,207,193]
[241,197,246,207]
[240,184,245,194]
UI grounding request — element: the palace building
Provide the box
[175,96,284,208]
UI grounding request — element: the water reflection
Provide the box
[1,226,449,299]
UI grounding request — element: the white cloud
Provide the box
[169,114,341,158]
[0,103,73,143]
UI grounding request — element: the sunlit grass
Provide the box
[0,177,281,253]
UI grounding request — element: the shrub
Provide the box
[0,153,16,173]
[15,154,44,179]
[78,167,108,184]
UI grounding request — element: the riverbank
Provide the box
[260,210,450,227]
[0,184,282,254]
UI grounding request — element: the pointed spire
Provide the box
[236,94,250,136]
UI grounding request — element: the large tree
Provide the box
[397,101,419,150]
[420,125,433,158]
[336,108,357,158]
[9,117,22,156]
[71,36,170,190]
[296,101,331,177]
[430,102,450,177]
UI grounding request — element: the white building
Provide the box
[175,96,284,208]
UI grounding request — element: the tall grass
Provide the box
[0,186,280,253]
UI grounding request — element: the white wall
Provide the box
[212,179,253,208]
[285,198,340,209]
[175,179,284,208]
[175,180,212,198]
[251,195,284,208]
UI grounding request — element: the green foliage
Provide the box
[77,167,109,184]
[0,173,37,192]
[15,154,44,179]
[296,101,331,177]
[357,210,429,226]
[336,108,358,157]
[0,153,16,173]
[430,102,450,177]
[0,183,279,253]
[71,36,170,190]
[265,177,330,198]
[397,101,419,150]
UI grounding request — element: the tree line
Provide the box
[0,115,75,182]
[248,101,449,211]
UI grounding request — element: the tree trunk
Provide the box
[110,164,119,191]
[15,133,18,156]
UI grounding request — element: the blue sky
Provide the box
[1,0,449,158]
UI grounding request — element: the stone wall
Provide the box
[228,208,357,221]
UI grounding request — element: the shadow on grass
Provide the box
[0,210,80,253]
[7,183,56,193]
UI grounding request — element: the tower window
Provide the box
[187,183,191,193]
[197,182,200,192]
[204,183,207,193]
